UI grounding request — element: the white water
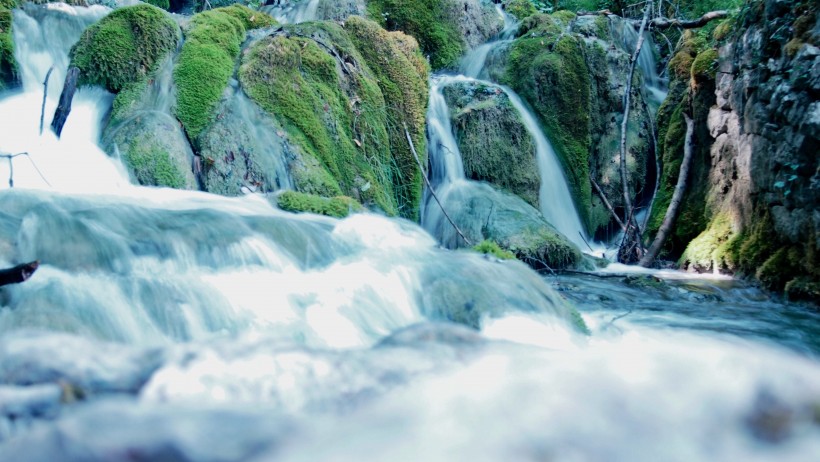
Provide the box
[459,4,519,79]
[622,21,668,106]
[423,74,589,250]
[262,0,321,24]
[0,5,818,462]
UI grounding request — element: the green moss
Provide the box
[70,4,178,92]
[345,17,429,219]
[174,6,274,142]
[756,247,801,292]
[110,78,149,124]
[680,213,734,271]
[712,19,733,41]
[551,10,576,25]
[502,14,592,229]
[124,139,187,188]
[0,6,16,90]
[366,0,464,69]
[506,0,537,19]
[472,240,516,260]
[143,0,169,10]
[277,191,363,218]
[690,48,718,83]
[785,278,820,303]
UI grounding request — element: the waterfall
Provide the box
[262,0,322,24]
[0,4,579,348]
[459,4,520,79]
[622,21,668,107]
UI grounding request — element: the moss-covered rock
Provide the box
[345,16,429,220]
[431,182,582,270]
[366,0,501,69]
[70,4,179,92]
[276,190,363,218]
[505,0,537,19]
[442,81,539,208]
[0,4,16,91]
[173,5,275,142]
[239,19,428,218]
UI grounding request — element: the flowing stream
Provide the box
[0,4,818,462]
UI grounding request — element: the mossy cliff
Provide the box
[442,81,540,208]
[239,17,429,218]
[498,12,652,235]
[0,0,17,91]
[366,0,502,69]
[655,0,819,299]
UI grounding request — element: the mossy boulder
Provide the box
[431,182,582,270]
[276,190,363,218]
[366,0,502,69]
[239,18,428,218]
[472,239,516,260]
[504,0,537,20]
[70,4,179,92]
[197,88,295,196]
[442,81,539,208]
[173,5,276,142]
[0,3,17,91]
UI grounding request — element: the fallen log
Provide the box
[0,261,39,287]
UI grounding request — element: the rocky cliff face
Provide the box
[676,0,818,299]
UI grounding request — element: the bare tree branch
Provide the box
[648,10,728,29]
[639,112,695,267]
[590,178,627,232]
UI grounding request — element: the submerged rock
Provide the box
[428,181,582,271]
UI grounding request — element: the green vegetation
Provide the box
[277,191,363,218]
[174,5,275,141]
[502,13,592,229]
[123,136,188,188]
[70,4,178,92]
[240,19,428,218]
[345,16,429,220]
[472,240,517,260]
[690,48,718,83]
[0,2,16,90]
[506,0,538,19]
[366,0,464,69]
[143,0,170,10]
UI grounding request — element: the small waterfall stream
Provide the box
[0,4,818,461]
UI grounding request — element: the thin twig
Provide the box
[40,67,54,135]
[1,152,51,188]
[591,177,627,232]
[403,123,472,246]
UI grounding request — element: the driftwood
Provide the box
[0,261,39,287]
[639,112,694,267]
[403,123,472,247]
[51,66,80,138]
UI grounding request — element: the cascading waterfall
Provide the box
[459,4,519,79]
[262,0,322,24]
[0,4,819,462]
[622,21,668,107]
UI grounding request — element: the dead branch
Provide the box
[639,112,694,267]
[591,178,627,232]
[403,123,472,246]
[647,10,728,29]
[618,1,651,258]
[40,67,54,135]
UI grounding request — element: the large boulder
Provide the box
[442,80,540,208]
[428,181,582,270]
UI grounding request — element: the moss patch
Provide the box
[506,0,537,19]
[123,136,188,188]
[174,6,274,142]
[502,13,592,229]
[277,190,363,218]
[366,0,464,69]
[472,239,516,260]
[0,5,16,90]
[345,17,429,220]
[70,4,178,92]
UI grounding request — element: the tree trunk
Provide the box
[51,66,80,138]
[639,112,695,267]
[0,261,39,286]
